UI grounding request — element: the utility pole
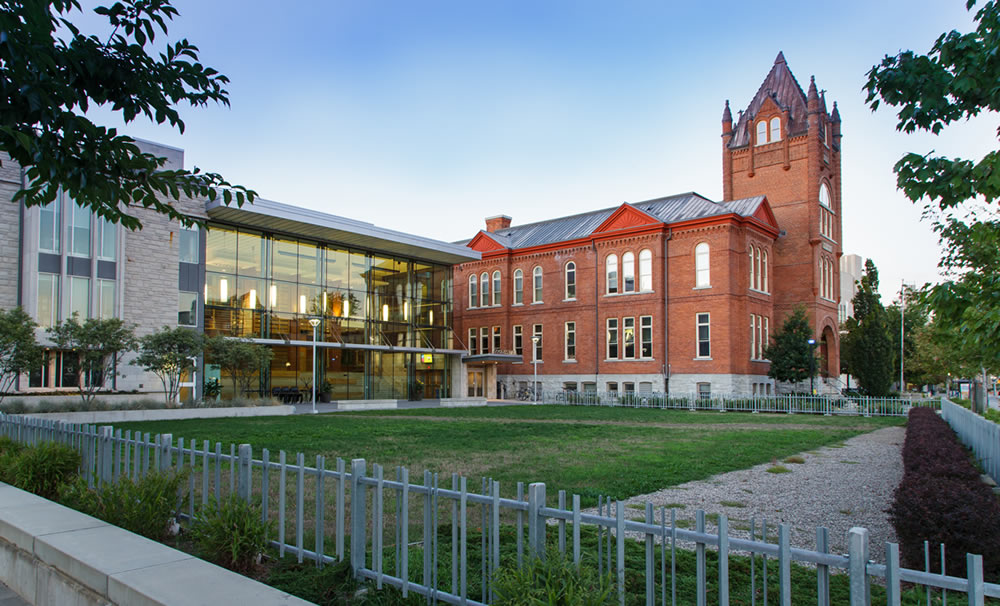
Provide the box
[900,280,905,395]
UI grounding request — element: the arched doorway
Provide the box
[820,324,838,379]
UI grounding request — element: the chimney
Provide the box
[485,215,512,232]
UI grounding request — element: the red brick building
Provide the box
[454,53,841,398]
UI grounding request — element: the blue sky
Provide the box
[81,0,992,300]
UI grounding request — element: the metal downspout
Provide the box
[663,228,672,395]
[593,239,599,389]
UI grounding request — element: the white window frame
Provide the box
[762,250,768,293]
[695,243,710,288]
[513,325,523,356]
[532,324,543,361]
[468,275,477,309]
[469,327,478,355]
[492,325,501,352]
[68,276,90,319]
[564,261,576,300]
[696,312,710,359]
[606,254,618,294]
[98,278,116,319]
[492,270,501,306]
[480,326,489,354]
[37,273,60,328]
[97,216,117,261]
[39,197,61,254]
[480,272,489,308]
[640,315,652,358]
[623,317,635,359]
[513,269,523,305]
[622,252,635,293]
[564,321,576,361]
[639,249,652,291]
[606,318,619,360]
[532,266,543,303]
[756,121,767,146]
[68,202,92,258]
[769,117,781,142]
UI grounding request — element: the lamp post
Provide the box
[807,338,816,396]
[308,318,321,414]
[531,335,540,404]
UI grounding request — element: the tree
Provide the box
[865,0,1000,374]
[1,0,255,229]
[0,307,42,404]
[204,336,273,399]
[48,316,137,404]
[764,306,817,387]
[842,260,895,396]
[133,326,203,406]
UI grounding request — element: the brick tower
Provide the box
[721,52,842,380]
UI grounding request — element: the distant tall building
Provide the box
[454,52,843,397]
[839,254,863,323]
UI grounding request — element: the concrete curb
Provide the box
[0,484,314,606]
[21,405,296,424]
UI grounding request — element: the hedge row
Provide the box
[888,408,1000,579]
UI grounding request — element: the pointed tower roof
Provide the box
[831,101,841,123]
[722,99,732,123]
[727,52,810,149]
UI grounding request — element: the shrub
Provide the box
[59,470,187,541]
[0,436,25,483]
[889,408,1000,578]
[8,441,80,499]
[492,549,615,606]
[190,495,272,573]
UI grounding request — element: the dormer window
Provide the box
[756,121,767,146]
[769,117,781,142]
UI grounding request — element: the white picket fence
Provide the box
[1,411,997,605]
[941,398,1000,483]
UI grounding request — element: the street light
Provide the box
[308,318,321,414]
[807,338,817,396]
[531,335,540,405]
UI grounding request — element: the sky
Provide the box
[77,0,994,302]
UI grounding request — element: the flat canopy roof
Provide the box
[462,353,523,365]
[206,198,480,266]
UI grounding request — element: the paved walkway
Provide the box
[0,582,28,606]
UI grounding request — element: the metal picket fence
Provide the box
[1,411,997,605]
[941,398,1000,483]
[545,391,942,417]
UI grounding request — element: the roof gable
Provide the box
[591,203,661,234]
[466,231,508,253]
[750,198,779,230]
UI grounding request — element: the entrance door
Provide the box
[467,369,484,397]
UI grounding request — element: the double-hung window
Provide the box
[696,313,710,358]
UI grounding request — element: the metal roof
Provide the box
[729,52,811,149]
[482,193,766,249]
[205,198,480,266]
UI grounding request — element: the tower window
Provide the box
[756,121,767,146]
[769,117,781,142]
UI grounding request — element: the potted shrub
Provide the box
[319,380,333,403]
[412,379,424,401]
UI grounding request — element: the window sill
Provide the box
[693,285,712,291]
[563,359,577,364]
[749,288,770,295]
[604,358,638,362]
[512,303,523,307]
[531,301,544,305]
[603,291,653,298]
[694,357,713,361]
[563,298,576,302]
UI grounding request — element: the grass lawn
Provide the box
[114,405,902,506]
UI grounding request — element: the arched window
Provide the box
[695,243,710,288]
[762,250,768,293]
[532,266,543,303]
[749,248,755,290]
[606,254,619,294]
[468,274,477,308]
[819,183,832,208]
[513,269,523,304]
[769,117,781,142]
[480,272,489,307]
[639,249,652,291]
[756,121,767,146]
[755,247,762,290]
[622,252,635,292]
[492,270,501,306]
[565,262,576,300]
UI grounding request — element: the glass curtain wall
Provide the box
[204,225,453,400]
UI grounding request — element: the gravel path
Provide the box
[589,426,904,561]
